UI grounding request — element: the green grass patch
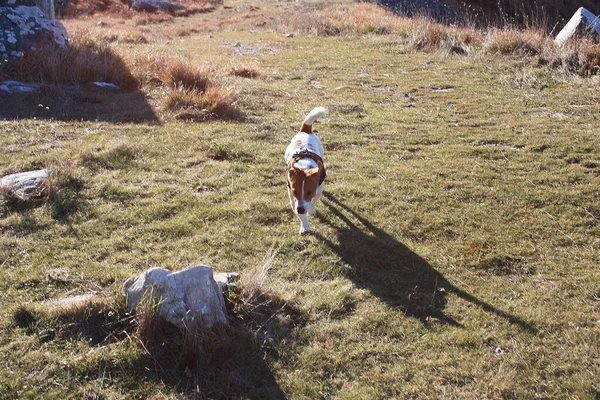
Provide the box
[0,1,599,398]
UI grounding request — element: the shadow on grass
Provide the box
[0,85,159,123]
[0,43,159,123]
[315,192,537,333]
[13,290,300,399]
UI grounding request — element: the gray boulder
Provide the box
[0,5,67,66]
[131,0,184,13]
[122,265,237,329]
[555,7,600,45]
[0,169,51,201]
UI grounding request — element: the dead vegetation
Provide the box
[283,2,600,76]
[57,0,220,18]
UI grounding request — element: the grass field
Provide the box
[1,0,599,398]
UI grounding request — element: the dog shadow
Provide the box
[314,192,537,333]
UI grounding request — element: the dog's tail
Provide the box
[300,107,328,133]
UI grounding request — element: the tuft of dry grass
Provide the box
[163,86,239,121]
[133,13,174,25]
[484,28,547,55]
[126,53,212,90]
[229,66,261,79]
[161,62,212,92]
[405,18,482,53]
[582,44,600,75]
[103,31,150,44]
[541,40,600,77]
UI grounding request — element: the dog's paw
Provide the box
[299,227,310,235]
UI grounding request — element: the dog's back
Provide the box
[285,107,327,164]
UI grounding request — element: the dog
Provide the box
[285,107,327,234]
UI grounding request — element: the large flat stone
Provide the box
[555,7,600,45]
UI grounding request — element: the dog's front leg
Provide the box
[297,213,310,234]
[287,186,296,211]
[308,182,324,216]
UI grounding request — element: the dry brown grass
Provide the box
[542,40,600,77]
[125,52,239,119]
[2,28,139,90]
[405,18,483,53]
[282,1,600,76]
[133,13,174,25]
[59,0,218,18]
[126,53,212,90]
[163,86,238,120]
[58,0,132,18]
[161,62,212,92]
[282,3,484,54]
[229,66,261,79]
[284,3,404,36]
[484,28,547,55]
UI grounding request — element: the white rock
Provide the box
[122,265,231,329]
[0,169,50,201]
[555,7,600,45]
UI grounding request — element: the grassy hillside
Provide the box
[1,0,599,398]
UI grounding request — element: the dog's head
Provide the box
[288,165,321,214]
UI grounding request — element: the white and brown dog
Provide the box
[285,107,327,234]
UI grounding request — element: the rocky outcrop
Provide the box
[0,4,67,66]
[555,7,600,45]
[122,266,238,330]
[131,0,184,13]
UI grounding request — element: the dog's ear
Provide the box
[305,168,320,177]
